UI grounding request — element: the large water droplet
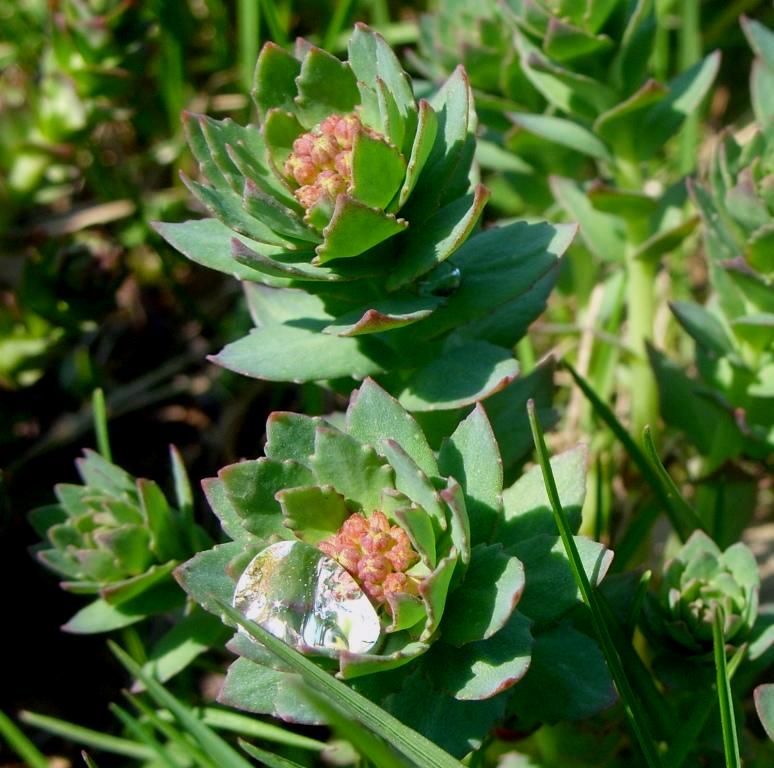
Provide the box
[233,540,382,656]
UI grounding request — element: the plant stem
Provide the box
[92,387,112,462]
[237,0,260,92]
[678,0,702,174]
[713,608,741,768]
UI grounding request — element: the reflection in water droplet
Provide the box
[233,540,382,656]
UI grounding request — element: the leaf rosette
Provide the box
[29,448,210,633]
[650,19,774,463]
[176,380,615,754]
[155,24,573,411]
[644,531,760,655]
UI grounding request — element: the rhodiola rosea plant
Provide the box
[176,379,615,756]
[155,23,574,467]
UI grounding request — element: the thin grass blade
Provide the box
[713,608,741,768]
[92,388,112,462]
[0,710,50,768]
[527,400,663,768]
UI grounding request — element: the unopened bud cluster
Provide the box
[284,113,377,209]
[318,511,420,605]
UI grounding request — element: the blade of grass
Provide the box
[109,642,254,768]
[81,752,100,768]
[92,388,112,462]
[663,645,745,768]
[296,684,409,768]
[0,710,49,768]
[213,599,465,768]
[240,740,310,768]
[527,401,663,768]
[258,0,289,46]
[108,703,179,768]
[19,710,155,760]
[123,692,216,768]
[642,427,703,539]
[323,0,357,50]
[169,444,195,525]
[563,359,704,541]
[194,708,325,751]
[713,608,741,768]
[238,0,260,91]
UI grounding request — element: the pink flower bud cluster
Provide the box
[283,113,373,210]
[318,511,420,606]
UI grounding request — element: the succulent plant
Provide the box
[30,447,210,633]
[176,379,616,755]
[155,24,573,433]
[643,530,760,655]
[650,18,774,466]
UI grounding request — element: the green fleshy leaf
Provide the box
[441,544,525,647]
[587,184,659,219]
[754,684,774,741]
[398,341,519,412]
[138,479,184,562]
[439,478,471,566]
[243,283,340,328]
[405,67,471,221]
[62,580,184,634]
[647,346,744,461]
[324,295,443,337]
[253,43,301,119]
[379,438,447,533]
[509,112,611,162]
[594,80,668,162]
[500,445,587,544]
[392,502,437,569]
[183,112,235,189]
[263,108,306,169]
[416,222,573,345]
[350,129,407,210]
[174,542,244,615]
[376,79,407,156]
[544,17,613,61]
[220,657,323,724]
[211,324,395,382]
[153,219,282,282]
[507,623,615,724]
[201,478,253,543]
[231,239,366,283]
[550,177,625,261]
[101,561,178,606]
[338,638,431,679]
[143,610,230,684]
[76,450,135,496]
[429,611,532,701]
[277,485,350,544]
[383,667,508,757]
[748,224,774,275]
[419,552,458,640]
[515,31,615,119]
[182,176,297,249]
[346,378,438,477]
[311,426,395,514]
[242,180,321,244]
[397,100,439,209]
[387,185,489,291]
[348,24,415,126]
[670,301,735,358]
[438,405,503,546]
[508,534,613,625]
[219,458,313,540]
[635,52,721,162]
[633,215,700,263]
[265,412,318,464]
[315,196,408,263]
[294,47,359,129]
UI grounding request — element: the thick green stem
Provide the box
[627,253,659,441]
[678,0,702,174]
